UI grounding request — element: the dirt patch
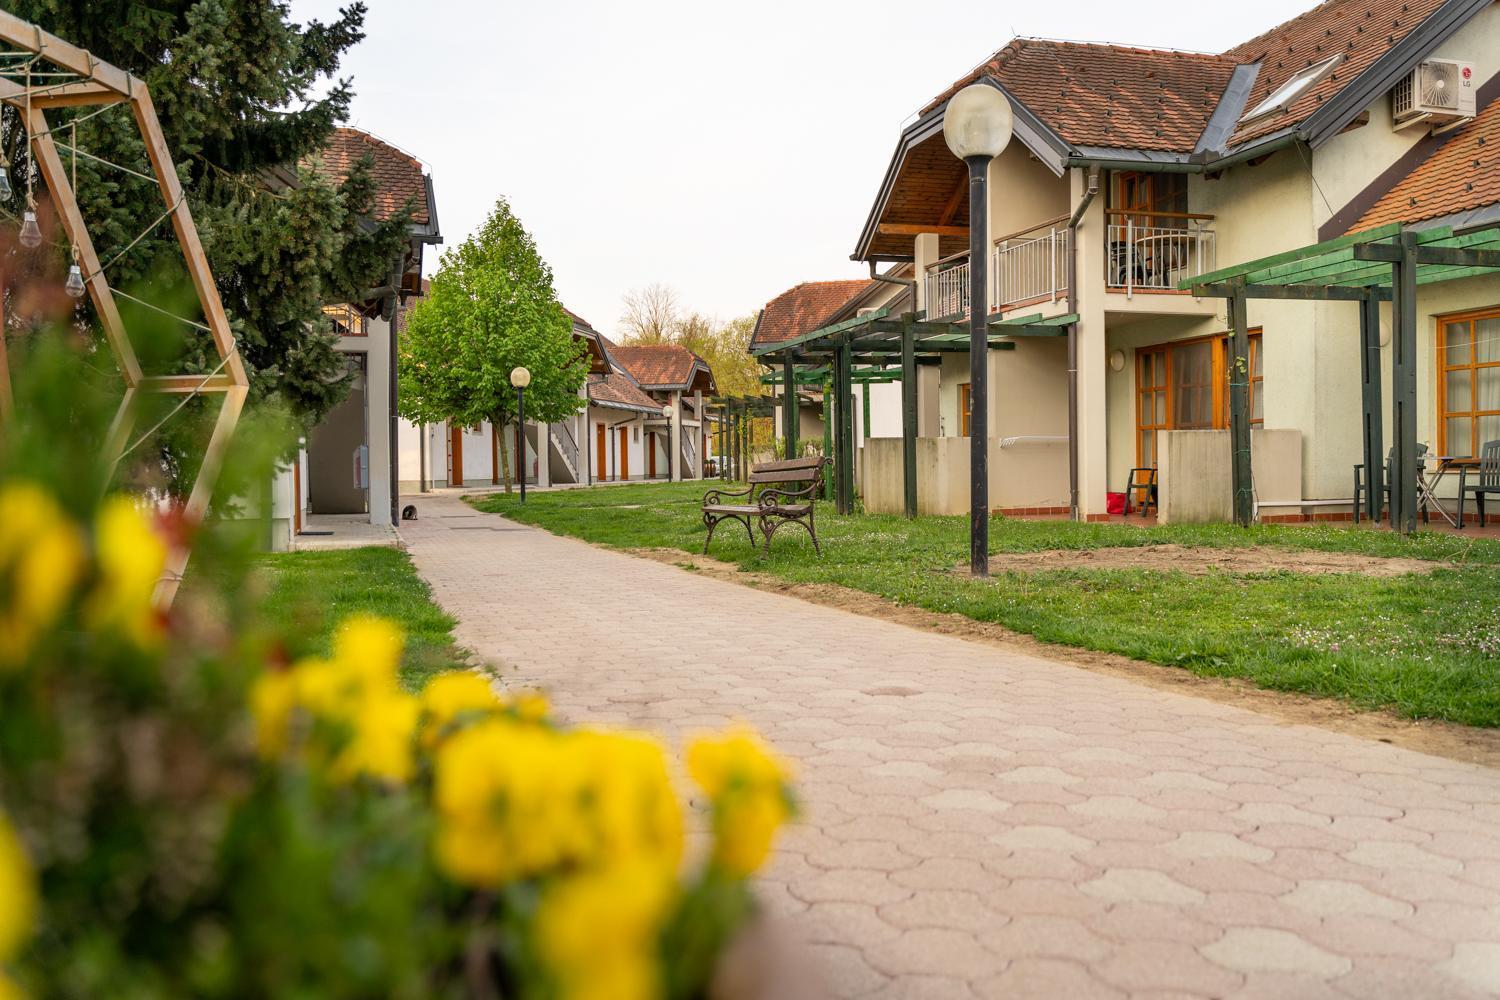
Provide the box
[625,548,1500,770]
[982,543,1442,577]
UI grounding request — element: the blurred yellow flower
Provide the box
[687,729,794,876]
[0,482,84,668]
[419,671,499,746]
[0,812,35,972]
[84,495,166,647]
[536,861,674,1000]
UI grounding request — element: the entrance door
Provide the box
[595,422,607,481]
[648,432,657,478]
[307,354,367,514]
[619,427,630,480]
[449,425,464,487]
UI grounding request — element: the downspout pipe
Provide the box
[1066,167,1099,523]
[869,260,916,293]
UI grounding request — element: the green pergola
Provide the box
[709,394,777,482]
[750,306,1079,517]
[1185,220,1500,533]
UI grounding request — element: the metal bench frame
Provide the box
[702,456,830,556]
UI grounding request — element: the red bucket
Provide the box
[1106,492,1127,515]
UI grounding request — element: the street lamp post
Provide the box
[661,403,674,481]
[510,366,531,502]
[942,82,1013,578]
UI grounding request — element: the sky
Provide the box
[290,0,1315,338]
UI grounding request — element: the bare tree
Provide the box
[618,283,680,343]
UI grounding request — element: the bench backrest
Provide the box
[748,456,828,485]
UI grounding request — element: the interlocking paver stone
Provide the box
[403,495,1500,998]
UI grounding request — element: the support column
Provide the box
[822,377,834,498]
[1072,167,1109,518]
[669,390,683,482]
[1359,293,1384,522]
[783,351,799,459]
[693,389,703,478]
[914,233,941,315]
[838,339,855,514]
[1227,280,1253,527]
[901,317,918,518]
[1390,233,1419,534]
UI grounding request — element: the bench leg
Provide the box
[702,514,719,554]
[759,515,776,556]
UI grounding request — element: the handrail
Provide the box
[1103,209,1216,221]
[992,214,1071,246]
[926,249,971,271]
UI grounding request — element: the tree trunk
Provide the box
[495,416,514,494]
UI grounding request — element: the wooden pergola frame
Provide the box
[1187,221,1500,533]
[751,306,1079,518]
[0,12,248,607]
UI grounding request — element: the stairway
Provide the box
[549,422,581,483]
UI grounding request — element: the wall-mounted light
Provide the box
[1109,349,1126,373]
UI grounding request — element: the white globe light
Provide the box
[662,404,673,419]
[943,83,1014,160]
[510,366,532,388]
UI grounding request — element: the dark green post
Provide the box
[822,375,834,499]
[838,340,856,513]
[1227,279,1253,527]
[1391,232,1419,534]
[1359,293,1384,522]
[783,352,799,459]
[900,318,917,518]
[862,382,872,441]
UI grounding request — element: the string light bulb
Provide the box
[0,163,11,202]
[18,209,41,248]
[64,249,85,298]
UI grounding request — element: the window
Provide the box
[1110,171,1188,229]
[1241,56,1342,125]
[959,383,972,437]
[1439,309,1500,458]
[1135,331,1263,466]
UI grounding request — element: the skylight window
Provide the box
[1240,55,1342,124]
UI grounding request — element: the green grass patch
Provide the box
[258,547,464,691]
[471,482,1500,727]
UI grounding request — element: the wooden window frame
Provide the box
[958,382,972,437]
[1133,329,1263,466]
[1437,307,1500,460]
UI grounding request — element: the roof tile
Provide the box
[752,279,876,348]
[609,344,713,390]
[309,127,430,225]
[1351,97,1500,230]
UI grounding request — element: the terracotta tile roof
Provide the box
[608,344,712,390]
[587,373,661,413]
[752,279,876,348]
[1351,97,1500,230]
[1225,0,1449,146]
[924,40,1237,153]
[310,127,430,225]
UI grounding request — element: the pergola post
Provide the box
[862,382,872,442]
[782,351,799,459]
[837,339,856,514]
[901,317,918,518]
[1390,232,1419,534]
[1227,279,1254,527]
[1358,293,1385,522]
[822,375,834,499]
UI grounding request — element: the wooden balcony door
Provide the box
[595,422,606,481]
[619,427,630,480]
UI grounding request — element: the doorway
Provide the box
[648,431,657,478]
[449,425,465,487]
[307,354,368,514]
[595,422,607,481]
[618,426,630,480]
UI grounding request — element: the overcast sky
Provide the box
[291,0,1312,337]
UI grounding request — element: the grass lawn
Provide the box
[472,482,1500,727]
[258,547,464,691]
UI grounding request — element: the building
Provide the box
[270,127,441,548]
[842,0,1500,521]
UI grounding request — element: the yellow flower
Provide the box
[0,482,84,668]
[419,671,500,746]
[85,495,166,647]
[331,690,420,784]
[250,668,298,757]
[506,690,550,724]
[536,862,674,1000]
[0,812,35,965]
[332,616,403,688]
[687,729,794,877]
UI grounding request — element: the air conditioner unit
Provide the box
[1392,58,1476,127]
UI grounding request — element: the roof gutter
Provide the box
[1067,131,1303,175]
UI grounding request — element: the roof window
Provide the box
[1240,55,1341,125]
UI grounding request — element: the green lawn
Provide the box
[471,482,1500,727]
[258,547,465,691]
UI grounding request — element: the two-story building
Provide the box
[850,0,1500,521]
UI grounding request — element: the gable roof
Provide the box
[1351,94,1500,230]
[925,40,1238,154]
[313,127,434,228]
[587,372,663,414]
[608,343,716,392]
[751,279,876,349]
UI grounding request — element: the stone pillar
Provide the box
[917,366,940,437]
[693,388,704,478]
[914,232,941,315]
[537,420,551,489]
[669,390,683,483]
[1072,167,1109,519]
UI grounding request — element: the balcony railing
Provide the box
[1105,211,1216,295]
[993,219,1069,309]
[923,252,971,321]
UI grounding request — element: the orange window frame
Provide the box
[1438,307,1500,459]
[959,382,972,437]
[1134,330,1263,467]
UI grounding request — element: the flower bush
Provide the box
[0,339,795,998]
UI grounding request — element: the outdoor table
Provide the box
[1418,455,1470,528]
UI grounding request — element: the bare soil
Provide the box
[631,548,1500,770]
[981,543,1442,577]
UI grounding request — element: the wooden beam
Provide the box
[901,317,917,519]
[1183,222,1402,289]
[1193,282,1391,301]
[0,10,139,96]
[1354,242,1500,268]
[877,223,969,238]
[1227,280,1253,528]
[137,374,239,393]
[1359,294,1384,523]
[1390,232,1419,535]
[937,173,968,227]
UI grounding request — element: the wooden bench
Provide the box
[701,456,830,556]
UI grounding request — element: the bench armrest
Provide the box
[703,486,752,506]
[759,484,817,509]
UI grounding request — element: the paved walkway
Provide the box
[403,494,1500,999]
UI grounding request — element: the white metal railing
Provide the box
[549,421,579,478]
[681,431,697,476]
[1106,216,1216,295]
[923,254,970,321]
[992,226,1069,309]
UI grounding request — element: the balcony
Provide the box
[1105,211,1216,295]
[922,221,1070,322]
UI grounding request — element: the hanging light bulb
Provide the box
[0,168,11,203]
[18,209,41,248]
[64,263,85,298]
